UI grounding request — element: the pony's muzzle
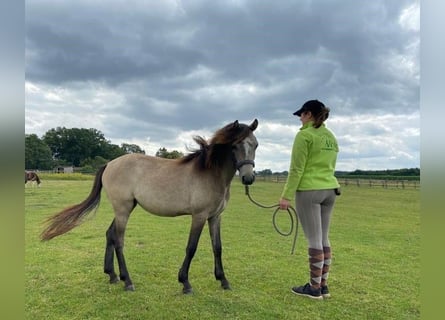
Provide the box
[241,174,255,185]
[237,160,256,185]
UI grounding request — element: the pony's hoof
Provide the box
[109,277,120,284]
[221,280,231,290]
[125,284,135,291]
[183,287,193,294]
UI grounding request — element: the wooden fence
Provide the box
[255,175,420,189]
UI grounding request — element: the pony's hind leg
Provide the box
[208,215,231,290]
[104,219,119,284]
[108,200,137,291]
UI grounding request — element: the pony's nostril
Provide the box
[242,175,255,185]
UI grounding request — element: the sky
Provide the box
[25,0,420,172]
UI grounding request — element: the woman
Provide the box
[279,99,340,300]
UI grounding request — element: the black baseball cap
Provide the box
[293,99,325,116]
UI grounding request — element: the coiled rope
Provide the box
[244,185,299,254]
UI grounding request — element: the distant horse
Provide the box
[41,119,259,293]
[25,171,41,187]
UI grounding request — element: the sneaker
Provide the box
[321,285,331,298]
[291,283,323,300]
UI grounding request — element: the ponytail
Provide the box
[312,107,330,128]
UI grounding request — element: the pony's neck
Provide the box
[216,151,237,186]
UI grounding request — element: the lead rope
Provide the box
[244,185,299,255]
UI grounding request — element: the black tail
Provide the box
[41,165,107,241]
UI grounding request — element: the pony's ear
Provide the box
[232,120,239,128]
[249,119,258,131]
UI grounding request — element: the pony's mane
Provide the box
[179,121,253,170]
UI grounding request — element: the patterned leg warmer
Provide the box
[321,246,332,287]
[308,248,324,289]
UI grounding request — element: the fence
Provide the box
[255,175,420,189]
[336,178,420,189]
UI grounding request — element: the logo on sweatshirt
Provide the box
[321,135,338,151]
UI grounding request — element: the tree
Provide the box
[155,147,184,159]
[101,143,126,160]
[35,126,145,168]
[256,169,273,176]
[43,127,116,166]
[80,155,108,169]
[25,134,54,170]
[121,143,145,154]
[80,156,109,173]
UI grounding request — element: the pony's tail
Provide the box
[35,174,41,185]
[41,165,107,241]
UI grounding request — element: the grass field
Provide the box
[25,178,420,319]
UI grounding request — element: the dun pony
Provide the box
[41,119,259,293]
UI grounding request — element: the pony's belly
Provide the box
[147,210,190,218]
[137,201,192,217]
[135,195,224,218]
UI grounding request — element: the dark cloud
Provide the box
[25,0,419,170]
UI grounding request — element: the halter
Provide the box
[236,159,255,171]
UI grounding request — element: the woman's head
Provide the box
[293,99,330,128]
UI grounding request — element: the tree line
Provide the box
[25,127,183,172]
[335,168,420,180]
[256,168,420,180]
[339,168,420,177]
[26,126,419,178]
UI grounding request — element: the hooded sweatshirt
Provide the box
[281,121,340,200]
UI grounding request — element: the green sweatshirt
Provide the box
[281,121,340,200]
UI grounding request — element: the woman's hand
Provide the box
[279,198,290,210]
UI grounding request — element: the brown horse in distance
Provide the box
[25,171,41,187]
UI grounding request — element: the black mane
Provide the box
[179,121,252,170]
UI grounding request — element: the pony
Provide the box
[41,119,259,293]
[25,171,41,187]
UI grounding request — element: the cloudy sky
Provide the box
[25,0,419,172]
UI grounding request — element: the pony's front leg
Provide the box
[208,215,231,290]
[178,216,206,294]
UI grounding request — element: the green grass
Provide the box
[25,179,420,319]
[37,173,95,181]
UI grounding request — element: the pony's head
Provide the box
[224,119,258,185]
[180,119,259,185]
